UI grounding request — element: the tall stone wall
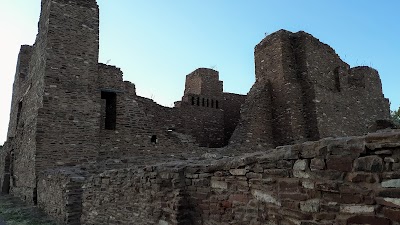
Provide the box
[296,33,390,138]
[95,64,206,160]
[231,30,390,148]
[137,96,225,148]
[222,92,246,145]
[79,130,400,225]
[1,0,51,199]
[229,82,275,148]
[2,0,102,202]
[35,0,100,171]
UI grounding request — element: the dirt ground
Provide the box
[0,194,56,225]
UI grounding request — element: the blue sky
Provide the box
[0,0,399,144]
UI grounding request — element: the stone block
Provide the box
[229,168,248,176]
[300,198,320,212]
[278,179,300,193]
[300,142,327,158]
[279,192,309,201]
[246,172,262,179]
[263,169,290,178]
[346,172,379,183]
[211,179,228,189]
[251,189,280,206]
[315,212,336,221]
[382,171,400,179]
[313,170,344,180]
[158,220,169,225]
[382,179,400,188]
[277,160,293,169]
[376,197,400,208]
[293,159,308,171]
[228,194,250,203]
[315,181,339,192]
[378,189,400,198]
[320,202,339,212]
[353,156,383,172]
[302,180,315,190]
[326,155,354,172]
[310,158,325,170]
[382,206,400,222]
[281,200,299,210]
[279,208,312,220]
[374,150,393,155]
[339,204,375,214]
[346,215,391,225]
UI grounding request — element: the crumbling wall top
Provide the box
[49,0,98,8]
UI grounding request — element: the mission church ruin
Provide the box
[1,0,399,225]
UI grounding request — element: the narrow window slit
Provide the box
[101,91,117,130]
[151,135,157,144]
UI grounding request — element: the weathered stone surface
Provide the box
[382,179,400,188]
[300,199,320,213]
[229,168,248,176]
[376,197,400,208]
[326,155,354,172]
[353,156,384,172]
[293,159,308,171]
[300,142,327,158]
[378,189,400,198]
[382,206,400,222]
[340,204,375,214]
[310,158,325,170]
[347,172,379,183]
[347,215,391,225]
[251,190,281,206]
[0,1,397,224]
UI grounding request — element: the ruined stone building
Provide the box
[1,0,399,225]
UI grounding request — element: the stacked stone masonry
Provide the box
[37,131,400,224]
[230,30,390,148]
[0,0,396,224]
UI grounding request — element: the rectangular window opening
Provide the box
[16,101,22,126]
[216,100,219,109]
[101,91,117,130]
[334,67,341,92]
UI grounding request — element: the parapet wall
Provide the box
[71,130,400,224]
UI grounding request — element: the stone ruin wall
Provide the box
[231,30,390,148]
[0,0,243,203]
[37,131,400,224]
[222,93,247,146]
[0,0,397,224]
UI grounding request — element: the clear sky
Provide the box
[0,0,399,144]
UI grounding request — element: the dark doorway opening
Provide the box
[1,153,11,193]
[101,91,117,130]
[33,186,38,205]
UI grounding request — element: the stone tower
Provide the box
[1,0,100,202]
[231,30,390,147]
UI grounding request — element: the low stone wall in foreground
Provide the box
[40,130,400,224]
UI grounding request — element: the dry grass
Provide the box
[0,194,56,225]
